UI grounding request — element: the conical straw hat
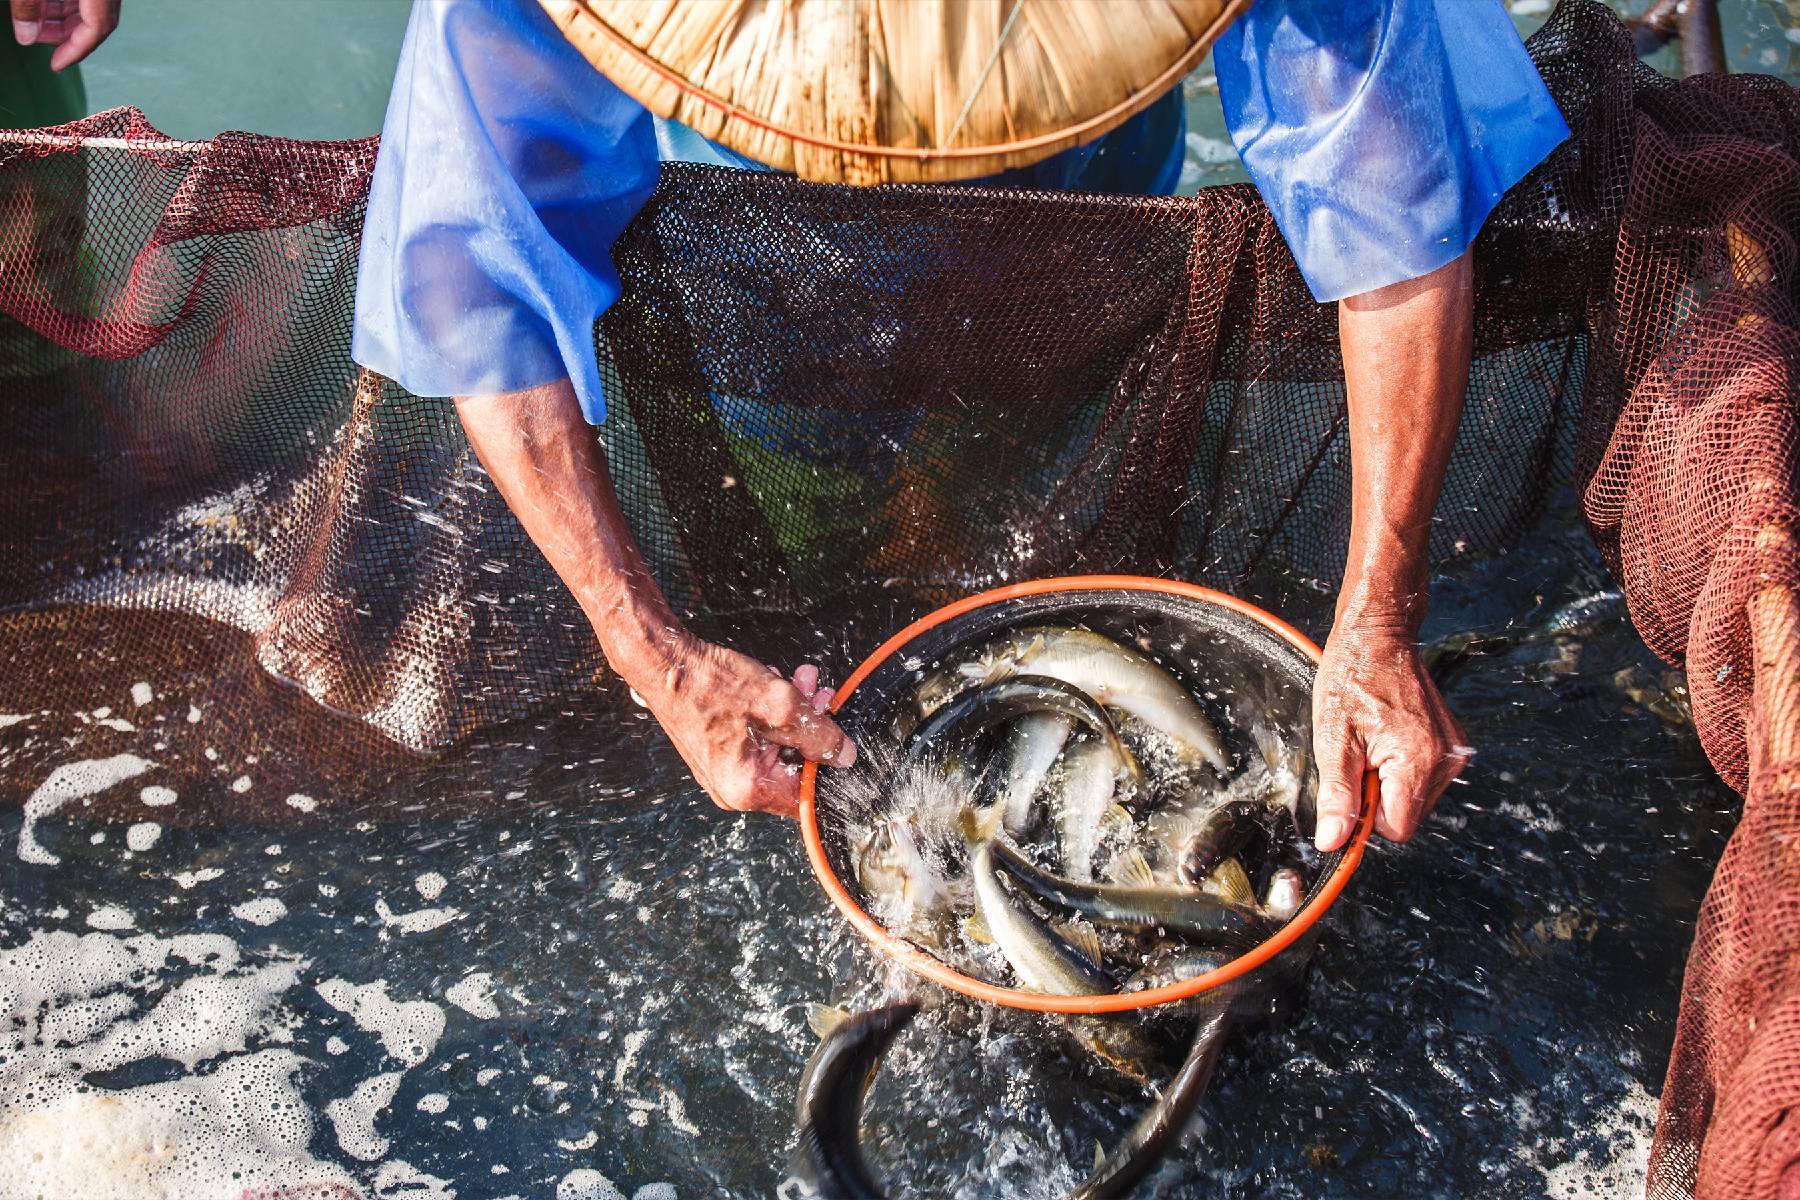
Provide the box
[538,0,1246,185]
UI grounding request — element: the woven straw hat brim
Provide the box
[539,0,1247,185]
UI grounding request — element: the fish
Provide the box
[793,1002,919,1200]
[915,627,1229,774]
[1177,799,1286,888]
[1069,1007,1233,1200]
[998,711,1075,838]
[902,675,1145,794]
[853,815,944,920]
[989,840,1275,951]
[970,841,1117,995]
[1263,866,1305,922]
[1050,738,1134,882]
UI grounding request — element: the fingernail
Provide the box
[13,20,38,44]
[1314,815,1347,851]
[838,740,857,768]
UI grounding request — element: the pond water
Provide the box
[0,492,1738,1199]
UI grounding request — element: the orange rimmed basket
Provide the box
[799,574,1377,1015]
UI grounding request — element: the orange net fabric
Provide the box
[0,4,1796,1194]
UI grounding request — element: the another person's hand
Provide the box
[12,0,121,71]
[1310,619,1470,852]
[627,636,856,819]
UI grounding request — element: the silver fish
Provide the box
[970,842,1115,995]
[1050,739,1133,883]
[998,712,1074,838]
[917,627,1229,774]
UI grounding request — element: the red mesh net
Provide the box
[0,3,1796,1194]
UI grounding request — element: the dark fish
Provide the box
[793,1002,919,1200]
[1173,798,1303,892]
[1069,1006,1234,1200]
[989,838,1274,950]
[902,675,1145,791]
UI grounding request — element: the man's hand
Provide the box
[629,643,856,819]
[1311,620,1470,852]
[12,0,121,71]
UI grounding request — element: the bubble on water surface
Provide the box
[232,898,288,926]
[19,755,156,865]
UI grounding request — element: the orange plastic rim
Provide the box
[799,574,1378,1014]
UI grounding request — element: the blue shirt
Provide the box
[353,0,1568,425]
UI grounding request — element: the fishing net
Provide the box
[0,1,1795,1194]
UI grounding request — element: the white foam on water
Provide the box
[86,905,135,931]
[558,1169,627,1200]
[374,1158,457,1200]
[125,821,162,852]
[327,1036,349,1055]
[416,1092,449,1114]
[0,1049,358,1198]
[187,704,202,724]
[326,1069,404,1161]
[172,867,224,889]
[19,754,156,865]
[81,961,304,1071]
[231,774,254,793]
[1528,1076,1659,1199]
[316,977,446,1066]
[233,898,288,927]
[140,784,178,807]
[286,793,319,812]
[95,717,135,732]
[0,713,28,728]
[445,971,499,1020]
[0,929,348,1196]
[415,871,447,901]
[476,1068,502,1086]
[130,682,154,707]
[633,1186,678,1200]
[375,897,463,936]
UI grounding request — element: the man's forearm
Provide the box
[1308,251,1475,851]
[454,378,686,686]
[1336,250,1474,633]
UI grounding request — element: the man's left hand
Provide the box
[1310,620,1471,852]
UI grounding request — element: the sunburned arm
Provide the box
[1311,251,1475,851]
[455,378,855,817]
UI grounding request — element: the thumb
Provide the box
[1312,709,1365,853]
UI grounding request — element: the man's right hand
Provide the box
[627,636,857,819]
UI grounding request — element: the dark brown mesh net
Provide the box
[0,3,1796,1194]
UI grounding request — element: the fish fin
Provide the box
[1056,919,1105,966]
[1114,848,1160,891]
[1101,802,1134,835]
[807,1002,850,1039]
[958,801,1005,847]
[1206,857,1256,906]
[1094,1143,1107,1171]
[962,910,994,945]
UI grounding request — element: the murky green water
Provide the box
[2,2,1792,1198]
